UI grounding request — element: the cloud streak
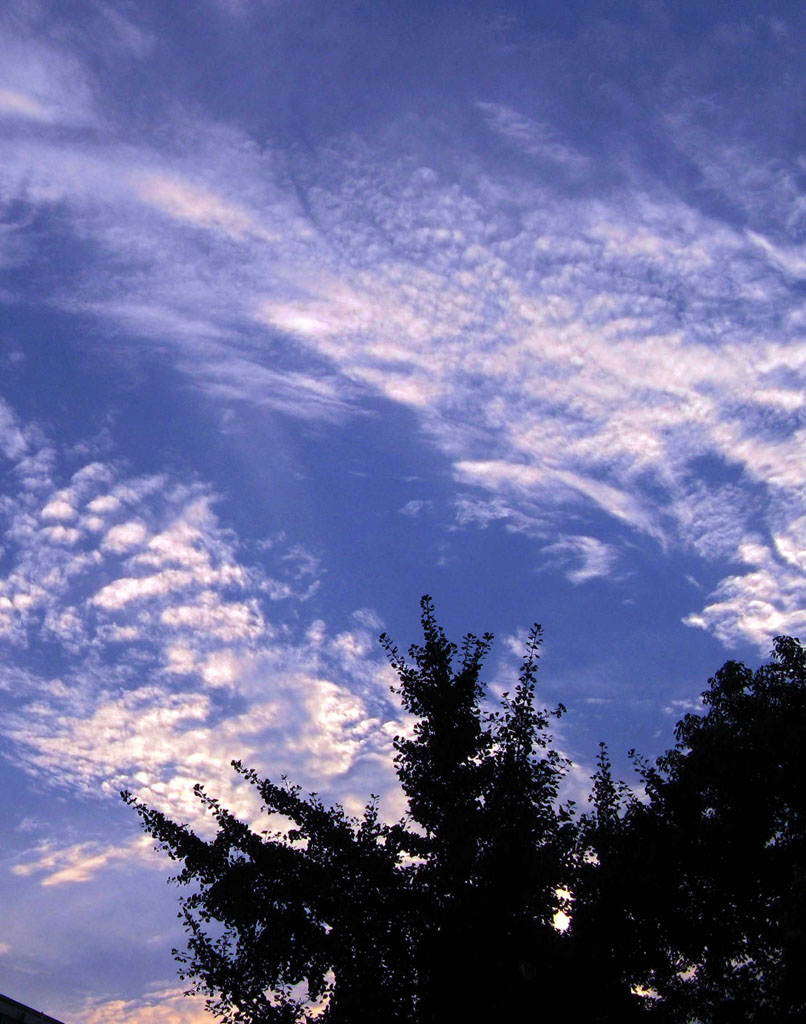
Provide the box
[3,62,805,655]
[541,535,618,585]
[3,80,803,650]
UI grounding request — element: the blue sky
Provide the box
[2,0,806,1018]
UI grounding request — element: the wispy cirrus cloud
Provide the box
[12,835,157,888]
[476,101,590,174]
[2,9,806,660]
[81,984,209,1024]
[0,88,50,122]
[250,142,806,647]
[0,396,29,459]
[132,171,277,242]
[541,535,618,585]
[0,10,98,128]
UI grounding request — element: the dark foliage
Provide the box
[124,596,574,1023]
[126,601,806,1023]
[577,634,806,1023]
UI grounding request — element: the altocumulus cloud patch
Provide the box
[0,403,405,829]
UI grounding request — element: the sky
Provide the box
[2,0,806,1019]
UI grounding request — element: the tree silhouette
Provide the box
[567,743,646,1023]
[124,596,574,1023]
[577,634,806,1023]
[126,599,806,1022]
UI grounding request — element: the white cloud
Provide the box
[453,496,527,530]
[12,835,156,887]
[198,649,240,688]
[398,498,433,517]
[102,520,148,552]
[12,649,401,832]
[194,359,356,420]
[774,516,806,571]
[0,87,49,121]
[670,482,752,562]
[41,525,81,546]
[1,37,806,657]
[80,985,210,1024]
[41,496,77,521]
[455,460,545,492]
[477,101,590,172]
[0,419,401,837]
[160,594,265,640]
[684,538,806,650]
[0,26,97,127]
[350,607,384,631]
[86,495,121,515]
[0,398,28,459]
[134,501,241,569]
[746,229,806,279]
[542,535,617,585]
[93,570,200,610]
[132,172,273,242]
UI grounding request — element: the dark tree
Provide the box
[566,743,646,1023]
[124,596,574,1023]
[577,634,806,1023]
